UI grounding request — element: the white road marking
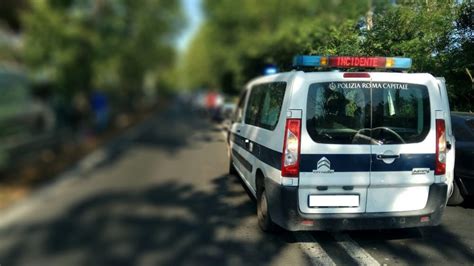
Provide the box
[294,232,336,266]
[332,232,380,266]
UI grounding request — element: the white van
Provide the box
[228,55,455,231]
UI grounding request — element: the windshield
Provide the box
[306,82,430,145]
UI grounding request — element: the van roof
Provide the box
[248,71,435,86]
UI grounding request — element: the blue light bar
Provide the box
[388,57,412,69]
[264,66,278,75]
[293,55,412,70]
[292,55,324,67]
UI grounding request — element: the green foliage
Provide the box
[310,20,364,56]
[362,1,455,71]
[445,1,474,110]
[183,0,473,110]
[22,0,184,102]
[358,0,473,110]
[182,0,370,94]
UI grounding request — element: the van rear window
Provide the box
[306,82,430,145]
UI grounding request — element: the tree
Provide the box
[22,0,184,103]
[182,0,369,94]
[183,0,473,110]
[0,0,28,31]
[313,0,473,110]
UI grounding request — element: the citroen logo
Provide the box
[313,157,334,173]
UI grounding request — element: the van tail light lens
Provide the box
[343,72,371,78]
[435,119,446,175]
[282,119,301,177]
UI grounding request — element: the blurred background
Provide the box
[0,0,472,206]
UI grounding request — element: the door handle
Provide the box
[376,154,400,160]
[244,139,251,150]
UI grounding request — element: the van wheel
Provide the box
[448,180,464,205]
[257,187,279,232]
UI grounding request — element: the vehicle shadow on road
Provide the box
[348,224,474,264]
[0,174,305,266]
[460,199,474,209]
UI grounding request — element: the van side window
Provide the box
[244,82,286,130]
[259,83,286,130]
[245,85,264,126]
[234,90,247,123]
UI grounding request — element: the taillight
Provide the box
[435,119,446,175]
[282,119,301,177]
[343,72,371,78]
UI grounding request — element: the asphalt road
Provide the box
[0,104,473,266]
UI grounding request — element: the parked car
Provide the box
[221,102,236,120]
[0,70,55,138]
[448,112,474,205]
[0,69,55,168]
[214,102,236,124]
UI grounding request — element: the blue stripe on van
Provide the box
[300,153,435,172]
[231,148,253,172]
[300,154,371,172]
[230,132,435,173]
[371,153,435,172]
[230,133,282,169]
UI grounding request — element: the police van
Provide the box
[228,55,455,231]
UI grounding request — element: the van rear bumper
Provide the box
[265,179,448,231]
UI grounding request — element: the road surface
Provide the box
[0,103,473,266]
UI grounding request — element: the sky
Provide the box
[177,0,203,52]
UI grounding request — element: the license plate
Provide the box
[309,195,359,207]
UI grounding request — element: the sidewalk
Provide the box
[0,108,159,209]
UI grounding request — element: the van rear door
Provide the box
[367,74,435,212]
[300,79,372,214]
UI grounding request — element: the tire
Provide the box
[448,180,464,205]
[257,187,279,232]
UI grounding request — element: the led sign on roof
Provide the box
[329,56,385,68]
[292,55,412,69]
